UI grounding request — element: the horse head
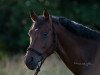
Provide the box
[24,10,56,70]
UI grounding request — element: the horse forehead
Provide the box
[37,16,44,22]
[35,16,45,26]
[31,15,52,30]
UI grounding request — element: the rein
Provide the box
[27,22,57,75]
[34,56,46,75]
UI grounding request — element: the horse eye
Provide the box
[43,32,48,38]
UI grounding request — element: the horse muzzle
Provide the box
[24,49,42,70]
[25,56,38,70]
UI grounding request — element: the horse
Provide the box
[24,10,100,75]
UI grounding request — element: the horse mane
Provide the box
[53,16,100,40]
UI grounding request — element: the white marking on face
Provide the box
[30,37,32,44]
[35,28,38,31]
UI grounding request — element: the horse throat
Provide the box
[56,39,84,75]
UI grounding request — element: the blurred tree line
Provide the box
[0,0,100,57]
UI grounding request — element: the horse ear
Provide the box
[30,10,37,22]
[43,9,50,20]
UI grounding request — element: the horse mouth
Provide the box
[25,58,39,70]
[26,62,37,70]
[26,59,43,70]
[28,65,37,70]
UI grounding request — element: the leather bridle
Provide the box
[27,22,57,75]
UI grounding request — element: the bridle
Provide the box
[27,20,57,75]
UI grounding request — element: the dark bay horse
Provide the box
[24,10,100,75]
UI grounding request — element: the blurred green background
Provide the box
[0,0,100,75]
[0,0,100,57]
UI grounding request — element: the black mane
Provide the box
[52,16,100,40]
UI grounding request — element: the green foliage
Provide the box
[0,0,100,55]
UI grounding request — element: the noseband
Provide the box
[27,23,56,75]
[27,48,43,57]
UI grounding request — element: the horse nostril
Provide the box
[29,57,34,63]
[31,57,34,62]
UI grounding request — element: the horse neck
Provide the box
[54,23,99,75]
[54,24,86,61]
[54,24,84,74]
[55,22,99,59]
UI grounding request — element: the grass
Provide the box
[0,54,73,75]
